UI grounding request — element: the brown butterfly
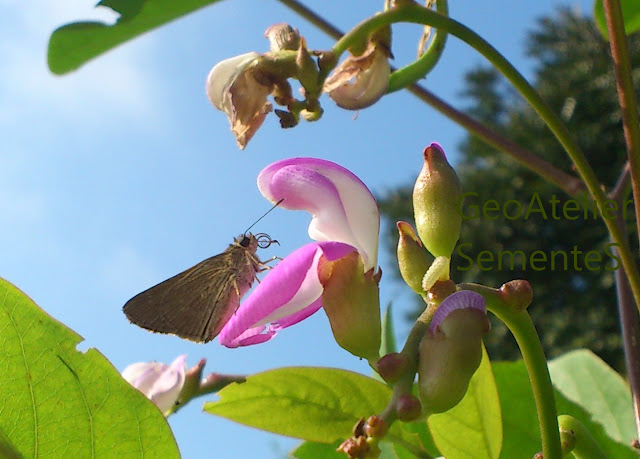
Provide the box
[122,232,277,342]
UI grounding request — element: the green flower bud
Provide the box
[412,143,462,257]
[396,221,431,293]
[418,291,489,415]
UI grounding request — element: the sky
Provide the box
[0,0,595,457]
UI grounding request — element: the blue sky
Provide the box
[1,0,594,457]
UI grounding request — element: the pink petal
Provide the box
[258,158,379,270]
[219,241,356,347]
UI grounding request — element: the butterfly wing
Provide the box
[123,244,258,342]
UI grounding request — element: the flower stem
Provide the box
[601,0,640,253]
[386,0,449,93]
[459,283,562,459]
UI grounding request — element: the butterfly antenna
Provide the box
[244,198,284,234]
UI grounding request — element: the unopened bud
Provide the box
[264,23,301,52]
[397,221,431,293]
[396,394,422,422]
[363,416,388,438]
[377,352,409,383]
[499,280,533,311]
[413,143,462,257]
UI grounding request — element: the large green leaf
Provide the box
[495,359,635,458]
[549,349,635,446]
[428,345,502,459]
[204,366,428,455]
[0,278,179,458]
[48,0,225,74]
[594,0,640,38]
[204,367,394,443]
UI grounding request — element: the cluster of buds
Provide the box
[337,416,388,458]
[397,144,490,415]
[206,23,392,149]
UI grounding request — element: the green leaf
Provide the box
[47,0,224,74]
[292,440,344,459]
[427,345,502,459]
[0,425,22,459]
[204,367,393,443]
[548,349,635,445]
[399,419,439,457]
[495,359,635,458]
[594,0,640,39]
[0,277,179,458]
[292,438,423,459]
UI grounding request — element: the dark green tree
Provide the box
[379,8,640,371]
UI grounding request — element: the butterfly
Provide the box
[122,232,277,343]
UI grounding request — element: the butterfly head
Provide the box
[236,233,279,250]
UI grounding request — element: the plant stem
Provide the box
[612,206,640,443]
[601,0,640,252]
[387,0,449,92]
[332,1,640,318]
[404,84,585,196]
[460,283,562,459]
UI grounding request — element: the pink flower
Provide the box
[219,158,381,360]
[122,354,187,414]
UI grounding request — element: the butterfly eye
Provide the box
[255,233,279,248]
[239,236,251,247]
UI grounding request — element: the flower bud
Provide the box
[264,23,301,52]
[417,291,489,415]
[395,394,422,422]
[363,416,388,438]
[412,143,462,257]
[319,252,381,362]
[397,221,431,293]
[377,352,409,383]
[499,279,533,311]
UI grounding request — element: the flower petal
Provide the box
[219,241,356,347]
[206,52,260,111]
[206,52,273,149]
[150,354,187,413]
[258,158,379,270]
[323,46,390,110]
[428,291,486,333]
[122,354,187,414]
